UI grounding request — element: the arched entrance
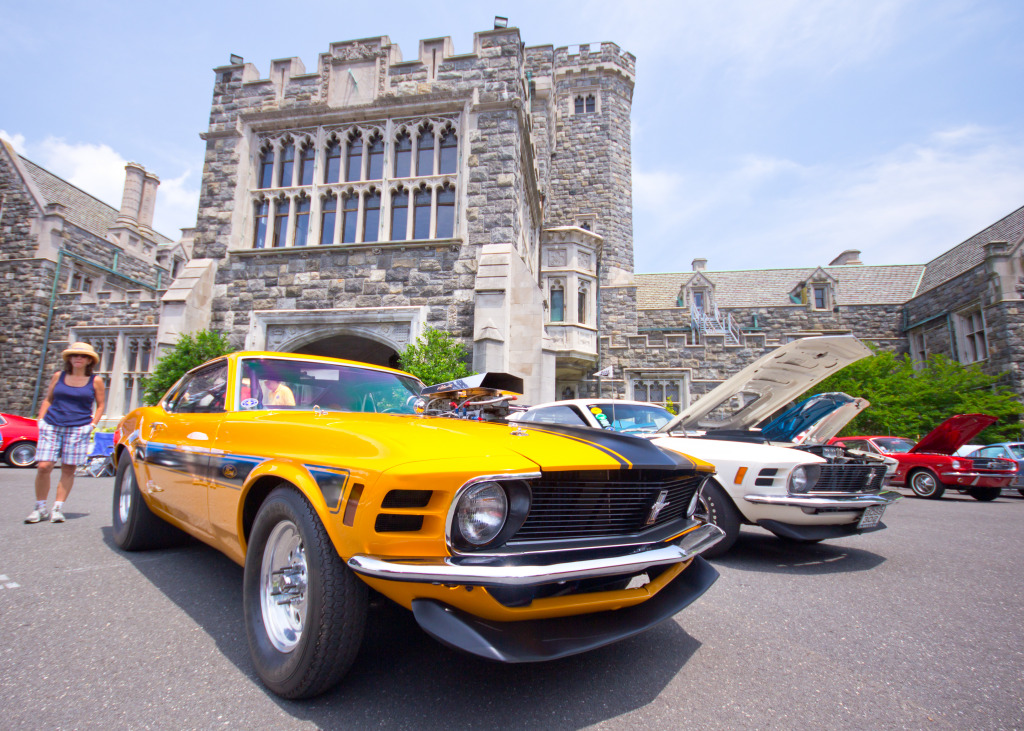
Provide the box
[294,332,400,368]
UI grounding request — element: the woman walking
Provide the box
[25,342,106,523]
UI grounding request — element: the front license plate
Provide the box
[858,504,885,529]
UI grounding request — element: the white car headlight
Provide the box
[456,481,508,545]
[789,464,821,494]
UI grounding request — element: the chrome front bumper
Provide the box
[743,490,902,509]
[347,523,725,587]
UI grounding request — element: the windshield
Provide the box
[236,357,423,414]
[586,403,674,433]
[873,437,916,454]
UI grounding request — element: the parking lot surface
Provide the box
[1,466,1022,730]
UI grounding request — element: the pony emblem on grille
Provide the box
[646,489,670,525]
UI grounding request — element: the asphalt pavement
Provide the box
[1,466,1021,730]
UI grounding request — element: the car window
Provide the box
[523,405,588,426]
[873,437,915,454]
[585,403,673,433]
[167,361,229,414]
[237,357,422,413]
[1008,445,1024,459]
[839,439,867,451]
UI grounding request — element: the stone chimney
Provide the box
[829,250,863,266]
[138,171,160,233]
[115,162,146,228]
[692,257,707,272]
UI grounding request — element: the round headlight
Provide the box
[456,481,508,546]
[789,464,821,494]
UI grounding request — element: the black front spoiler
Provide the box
[757,519,887,541]
[410,555,719,663]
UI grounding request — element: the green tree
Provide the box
[142,330,234,406]
[398,327,474,385]
[799,349,1022,443]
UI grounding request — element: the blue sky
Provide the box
[3,0,1022,273]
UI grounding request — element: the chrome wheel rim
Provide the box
[913,473,935,496]
[260,520,308,653]
[118,465,133,523]
[8,443,36,467]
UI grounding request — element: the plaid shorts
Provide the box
[36,421,94,465]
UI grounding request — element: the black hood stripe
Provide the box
[521,423,693,470]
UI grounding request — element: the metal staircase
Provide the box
[691,305,741,344]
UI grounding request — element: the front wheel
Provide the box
[968,486,1001,502]
[111,455,185,550]
[693,479,742,558]
[243,487,367,699]
[4,441,36,468]
[909,470,946,499]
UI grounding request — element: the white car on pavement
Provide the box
[511,336,901,556]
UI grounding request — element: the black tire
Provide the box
[111,455,186,550]
[1018,488,1024,498]
[694,479,742,558]
[968,486,1001,502]
[243,487,367,699]
[4,441,37,468]
[909,469,946,499]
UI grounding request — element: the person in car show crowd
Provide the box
[25,342,106,524]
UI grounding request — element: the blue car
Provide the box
[966,443,1024,496]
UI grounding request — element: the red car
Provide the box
[0,413,38,468]
[830,414,1016,501]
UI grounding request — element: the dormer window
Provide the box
[813,284,828,310]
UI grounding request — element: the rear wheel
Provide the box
[111,456,186,550]
[4,441,36,468]
[967,486,1001,502]
[243,487,367,699]
[693,479,741,558]
[909,470,945,499]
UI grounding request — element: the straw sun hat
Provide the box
[62,342,100,365]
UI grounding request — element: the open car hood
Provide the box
[759,392,869,444]
[658,336,872,433]
[910,414,999,455]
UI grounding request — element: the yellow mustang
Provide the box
[111,351,722,698]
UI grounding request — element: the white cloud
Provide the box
[0,130,27,154]
[153,169,199,237]
[635,125,1024,271]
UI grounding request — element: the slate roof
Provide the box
[917,204,1024,294]
[18,156,174,245]
[636,264,926,309]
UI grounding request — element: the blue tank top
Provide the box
[44,372,96,427]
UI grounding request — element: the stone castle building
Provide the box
[2,22,1022,424]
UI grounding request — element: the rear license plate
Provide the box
[858,504,885,529]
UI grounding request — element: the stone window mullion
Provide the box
[332,190,343,243]
[404,189,413,240]
[355,190,365,242]
[283,194,296,248]
[429,185,438,239]
[309,191,323,246]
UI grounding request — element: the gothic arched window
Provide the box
[367,134,385,180]
[436,184,455,238]
[341,193,358,243]
[550,282,565,322]
[277,142,295,187]
[324,139,341,183]
[293,196,311,247]
[258,147,274,189]
[417,127,434,177]
[253,199,269,248]
[439,127,458,175]
[413,186,432,239]
[346,135,363,182]
[391,189,409,241]
[363,189,381,243]
[394,131,412,178]
[298,143,315,186]
[320,195,336,244]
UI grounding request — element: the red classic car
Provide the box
[830,414,1016,501]
[0,413,38,468]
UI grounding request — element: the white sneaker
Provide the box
[50,508,66,523]
[25,508,50,524]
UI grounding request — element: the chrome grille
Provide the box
[510,469,704,541]
[811,464,888,494]
[968,457,1015,472]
